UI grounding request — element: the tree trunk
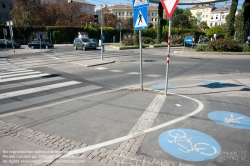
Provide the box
[157,2,163,43]
[225,0,238,39]
[242,0,250,41]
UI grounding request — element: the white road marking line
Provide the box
[127,72,140,75]
[63,92,204,157]
[95,67,107,70]
[0,68,29,73]
[0,81,81,100]
[0,73,51,83]
[0,71,39,78]
[110,70,123,73]
[50,57,61,60]
[146,74,162,77]
[176,104,181,107]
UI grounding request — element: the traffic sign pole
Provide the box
[101,12,103,60]
[139,30,143,91]
[165,18,171,96]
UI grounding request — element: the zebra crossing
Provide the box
[7,50,134,68]
[0,60,102,114]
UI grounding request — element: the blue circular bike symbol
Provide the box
[152,83,174,90]
[208,111,250,129]
[158,129,221,161]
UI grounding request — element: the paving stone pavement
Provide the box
[0,119,195,166]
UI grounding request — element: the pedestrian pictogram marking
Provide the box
[133,0,149,9]
[133,7,148,30]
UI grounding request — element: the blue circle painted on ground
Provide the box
[158,129,221,162]
[203,81,226,87]
[152,83,174,90]
[208,111,250,129]
[185,36,193,45]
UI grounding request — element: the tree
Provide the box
[225,0,238,38]
[103,13,119,28]
[205,26,226,38]
[157,2,163,43]
[199,21,209,31]
[242,0,250,42]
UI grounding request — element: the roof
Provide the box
[211,5,230,12]
[106,4,157,10]
[190,3,215,9]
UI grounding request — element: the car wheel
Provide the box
[74,45,77,50]
[31,46,34,49]
[94,47,97,50]
[46,45,48,49]
[82,46,86,51]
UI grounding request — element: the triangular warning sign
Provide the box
[135,10,147,28]
[161,0,179,19]
[134,0,148,7]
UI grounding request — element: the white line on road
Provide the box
[146,74,162,77]
[95,67,107,70]
[0,71,40,78]
[127,72,140,75]
[0,81,81,100]
[0,73,50,83]
[62,92,204,157]
[109,70,123,73]
[176,104,181,107]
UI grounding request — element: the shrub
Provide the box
[172,38,183,45]
[208,38,242,52]
[196,44,211,52]
[241,44,250,52]
[142,37,154,44]
[122,38,134,46]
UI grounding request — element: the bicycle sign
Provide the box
[158,129,221,161]
[208,111,250,129]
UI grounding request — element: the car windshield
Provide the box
[82,38,91,42]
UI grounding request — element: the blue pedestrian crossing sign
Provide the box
[134,7,148,30]
[133,0,149,9]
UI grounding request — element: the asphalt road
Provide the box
[0,45,249,166]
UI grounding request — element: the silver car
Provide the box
[73,38,97,50]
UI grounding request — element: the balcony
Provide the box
[197,17,201,20]
[196,11,202,15]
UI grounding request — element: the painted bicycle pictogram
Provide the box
[167,129,217,156]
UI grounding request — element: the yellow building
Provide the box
[96,4,158,27]
[190,3,215,26]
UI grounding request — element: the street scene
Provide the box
[0,44,249,166]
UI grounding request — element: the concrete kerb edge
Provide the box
[85,60,115,67]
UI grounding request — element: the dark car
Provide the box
[4,40,21,48]
[73,38,97,50]
[0,41,5,49]
[28,41,54,49]
[89,38,99,46]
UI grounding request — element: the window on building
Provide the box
[155,18,157,21]
[119,12,121,15]
[152,12,154,16]
[122,12,124,15]
[211,16,213,20]
[203,15,205,18]
[152,18,153,21]
[9,3,13,9]
[130,12,132,15]
[148,12,150,16]
[1,2,6,8]
[116,12,118,15]
[210,23,213,26]
[215,22,217,26]
[206,15,208,18]
[222,15,225,19]
[216,15,218,19]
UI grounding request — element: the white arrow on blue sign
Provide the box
[134,7,148,30]
[132,0,149,9]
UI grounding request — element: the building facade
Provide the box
[190,3,215,26]
[96,4,158,27]
[0,0,13,24]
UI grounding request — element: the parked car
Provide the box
[28,41,54,49]
[89,38,99,46]
[4,40,21,48]
[0,41,5,49]
[0,39,21,49]
[73,38,97,50]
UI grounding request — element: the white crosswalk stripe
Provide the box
[0,66,103,113]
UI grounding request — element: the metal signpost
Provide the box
[100,12,104,60]
[6,21,15,53]
[160,0,179,95]
[38,31,42,51]
[133,0,149,91]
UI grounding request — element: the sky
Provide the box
[89,0,244,9]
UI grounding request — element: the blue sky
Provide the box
[90,0,244,9]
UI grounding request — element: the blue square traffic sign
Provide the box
[133,7,148,30]
[132,0,149,9]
